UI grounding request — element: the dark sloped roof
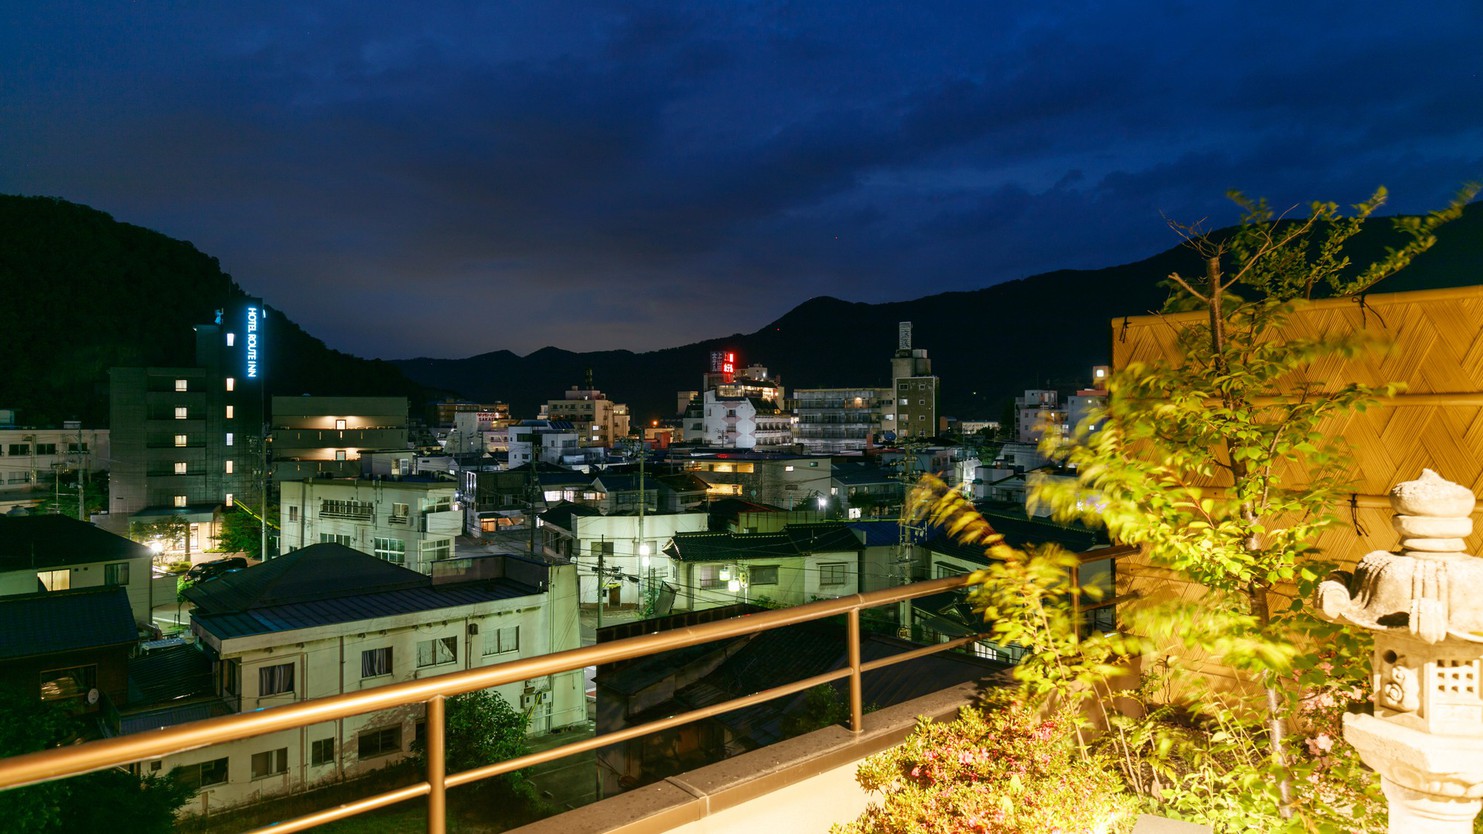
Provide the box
[0,515,151,572]
[183,543,427,612]
[193,582,533,641]
[0,586,137,660]
[667,522,861,563]
[540,501,603,532]
[654,472,710,493]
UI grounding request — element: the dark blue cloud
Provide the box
[1,1,1478,359]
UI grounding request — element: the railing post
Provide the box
[847,608,863,734]
[427,694,446,834]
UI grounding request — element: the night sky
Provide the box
[3,3,1479,360]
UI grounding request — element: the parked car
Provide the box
[184,556,247,583]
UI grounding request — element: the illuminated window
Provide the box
[174,462,187,475]
[225,432,234,446]
[174,379,188,392]
[226,333,235,347]
[173,495,187,508]
[39,664,95,701]
[224,460,234,474]
[225,377,235,392]
[37,569,69,591]
[225,405,234,419]
[174,434,187,447]
[225,493,234,507]
[175,406,188,420]
[335,419,346,431]
[334,450,346,461]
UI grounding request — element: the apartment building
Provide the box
[270,396,409,481]
[278,477,459,572]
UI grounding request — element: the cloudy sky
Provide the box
[3,2,1479,359]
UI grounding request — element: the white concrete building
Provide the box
[278,477,460,573]
[160,545,583,816]
[0,423,109,514]
[540,505,710,609]
[664,523,864,611]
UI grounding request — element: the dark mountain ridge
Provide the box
[4,194,1479,429]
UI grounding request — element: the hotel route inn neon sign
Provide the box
[246,306,261,379]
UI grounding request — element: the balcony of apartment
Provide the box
[0,577,988,834]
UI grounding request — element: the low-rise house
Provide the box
[0,515,156,625]
[665,522,863,611]
[0,421,109,515]
[0,586,137,717]
[830,460,904,519]
[159,544,583,815]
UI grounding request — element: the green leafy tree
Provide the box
[34,469,108,520]
[214,504,275,560]
[1036,185,1477,826]
[0,691,190,833]
[412,688,543,820]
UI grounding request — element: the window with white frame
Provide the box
[819,563,847,586]
[225,405,234,419]
[421,538,451,563]
[251,747,288,779]
[226,377,235,391]
[258,662,295,697]
[373,537,405,565]
[225,493,234,507]
[225,432,234,446]
[174,461,187,475]
[175,406,188,420]
[175,379,188,392]
[319,533,351,546]
[416,636,457,667]
[483,625,519,656]
[174,434,188,447]
[173,495,188,508]
[361,647,392,678]
[224,460,233,474]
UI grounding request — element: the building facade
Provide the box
[270,396,409,481]
[542,385,631,448]
[0,422,109,515]
[791,387,888,455]
[278,477,460,573]
[108,303,267,554]
[161,546,583,815]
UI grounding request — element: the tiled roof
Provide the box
[0,586,136,660]
[0,515,152,573]
[667,522,862,563]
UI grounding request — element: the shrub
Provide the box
[838,699,1136,834]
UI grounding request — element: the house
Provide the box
[676,451,834,509]
[277,477,460,572]
[539,503,710,609]
[0,514,156,625]
[0,586,137,716]
[829,460,904,519]
[0,421,109,515]
[664,522,863,611]
[158,544,584,815]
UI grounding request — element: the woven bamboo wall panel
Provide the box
[1109,285,1483,689]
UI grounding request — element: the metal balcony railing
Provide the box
[0,575,978,834]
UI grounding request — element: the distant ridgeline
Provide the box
[0,195,431,427]
[2,194,1478,428]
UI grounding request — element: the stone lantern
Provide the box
[1319,469,1483,832]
